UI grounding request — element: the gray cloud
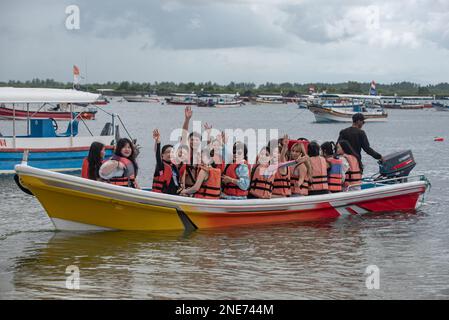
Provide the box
[1,0,449,84]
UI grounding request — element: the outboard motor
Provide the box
[376,150,416,183]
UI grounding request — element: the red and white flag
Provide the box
[73,65,80,86]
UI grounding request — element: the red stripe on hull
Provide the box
[0,107,95,120]
[0,145,114,153]
[185,190,423,228]
[187,206,341,229]
[357,192,421,213]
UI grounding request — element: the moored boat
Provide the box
[123,95,160,103]
[308,94,387,123]
[165,93,198,105]
[253,95,285,104]
[401,96,435,109]
[197,94,244,108]
[0,104,96,120]
[432,101,449,111]
[309,105,388,123]
[0,88,125,174]
[14,164,429,231]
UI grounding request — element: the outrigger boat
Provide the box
[14,150,429,231]
[0,88,128,174]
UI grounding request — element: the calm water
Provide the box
[1,102,448,299]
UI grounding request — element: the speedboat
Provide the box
[14,150,429,231]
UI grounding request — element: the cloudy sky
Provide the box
[1,0,449,84]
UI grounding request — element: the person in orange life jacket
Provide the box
[288,141,312,196]
[307,141,329,195]
[99,138,140,189]
[182,130,202,189]
[222,142,250,200]
[81,141,105,181]
[173,144,189,188]
[178,106,201,189]
[179,148,221,199]
[271,135,292,198]
[336,140,363,191]
[248,146,276,199]
[320,141,345,193]
[151,129,181,195]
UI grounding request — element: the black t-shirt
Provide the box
[338,126,382,160]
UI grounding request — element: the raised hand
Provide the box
[282,134,289,147]
[204,122,213,131]
[184,106,193,120]
[152,129,161,143]
[221,131,228,144]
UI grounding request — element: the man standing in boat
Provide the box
[337,113,383,163]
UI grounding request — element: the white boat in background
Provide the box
[253,95,285,104]
[308,94,388,123]
[401,96,434,109]
[197,94,244,108]
[123,95,160,103]
[380,96,403,109]
[165,93,198,105]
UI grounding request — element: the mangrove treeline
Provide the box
[1,79,449,97]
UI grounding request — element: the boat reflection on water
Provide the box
[8,217,393,299]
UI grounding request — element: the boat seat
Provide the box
[57,120,79,137]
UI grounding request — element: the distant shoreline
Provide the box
[1,80,448,97]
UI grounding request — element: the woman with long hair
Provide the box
[151,129,181,195]
[288,142,312,196]
[222,141,250,199]
[81,142,105,181]
[99,138,140,189]
[180,147,221,199]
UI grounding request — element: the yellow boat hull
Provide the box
[15,165,428,232]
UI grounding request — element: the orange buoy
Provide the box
[434,137,444,142]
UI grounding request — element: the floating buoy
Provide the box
[434,137,444,142]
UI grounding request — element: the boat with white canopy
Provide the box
[0,87,130,174]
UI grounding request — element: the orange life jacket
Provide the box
[290,163,309,196]
[309,156,329,192]
[222,162,250,197]
[249,164,274,199]
[327,156,343,193]
[272,167,291,197]
[184,165,197,188]
[195,167,222,199]
[108,155,137,188]
[344,154,362,188]
[152,161,173,193]
[178,163,186,180]
[81,158,89,179]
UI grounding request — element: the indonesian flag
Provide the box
[73,65,80,86]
